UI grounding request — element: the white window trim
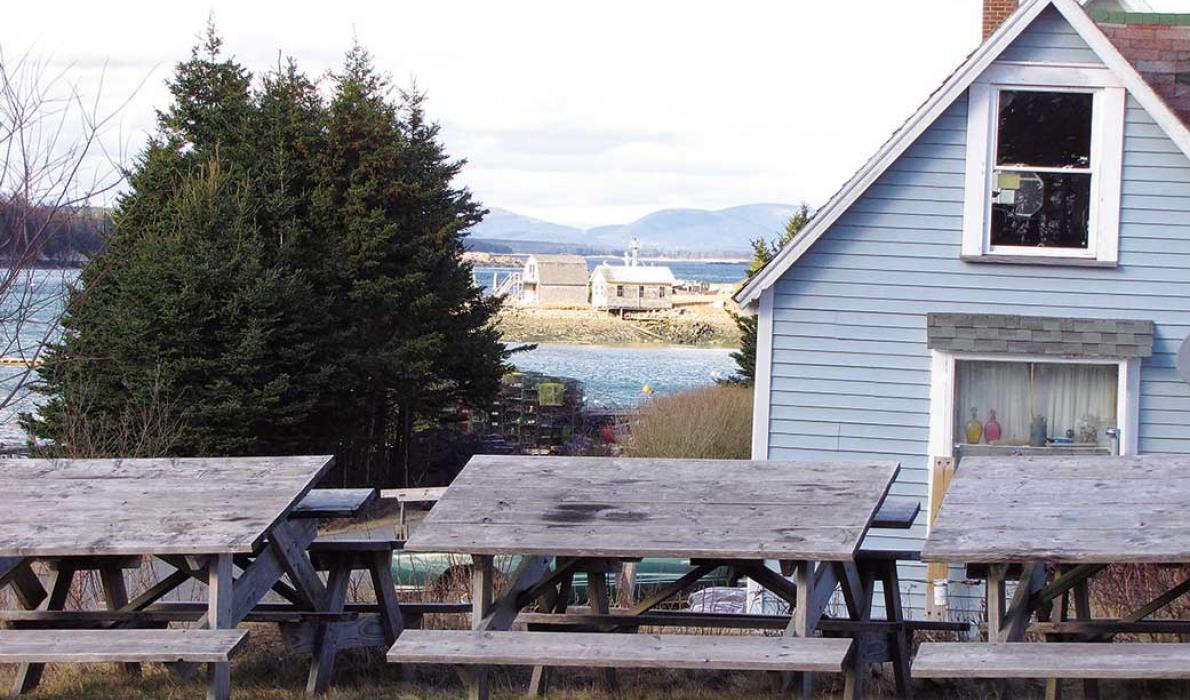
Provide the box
[928,349,1141,460]
[962,64,1125,266]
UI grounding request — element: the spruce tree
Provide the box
[29,29,329,456]
[30,31,507,485]
[316,45,506,485]
[726,205,812,385]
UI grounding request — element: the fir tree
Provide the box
[316,45,507,485]
[30,31,507,485]
[725,205,812,385]
[29,29,330,456]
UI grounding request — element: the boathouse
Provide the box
[590,264,677,312]
[521,254,589,306]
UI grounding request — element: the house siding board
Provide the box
[999,7,1104,64]
[766,83,1190,616]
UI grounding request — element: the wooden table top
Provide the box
[922,455,1190,564]
[405,456,899,561]
[0,456,334,557]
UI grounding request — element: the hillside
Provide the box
[468,203,800,256]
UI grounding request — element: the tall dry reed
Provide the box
[624,384,752,460]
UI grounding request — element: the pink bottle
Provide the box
[984,410,1003,444]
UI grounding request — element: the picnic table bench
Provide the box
[916,455,1190,695]
[0,456,412,699]
[387,455,914,700]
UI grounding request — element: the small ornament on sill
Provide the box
[965,408,984,444]
[984,409,1002,444]
[1030,415,1049,448]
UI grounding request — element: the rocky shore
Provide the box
[497,302,741,348]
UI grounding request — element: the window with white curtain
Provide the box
[954,360,1118,448]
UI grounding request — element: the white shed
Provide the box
[590,264,677,312]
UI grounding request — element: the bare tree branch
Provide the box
[0,46,139,435]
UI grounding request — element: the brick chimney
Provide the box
[983,0,1019,38]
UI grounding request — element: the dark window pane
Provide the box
[990,170,1091,248]
[997,90,1093,168]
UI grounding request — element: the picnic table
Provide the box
[915,455,1190,694]
[0,456,402,699]
[388,455,920,700]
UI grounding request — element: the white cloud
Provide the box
[3,0,982,227]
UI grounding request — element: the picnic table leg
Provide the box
[841,563,876,700]
[368,550,405,645]
[986,564,1006,641]
[468,555,494,700]
[11,566,73,695]
[1072,578,1101,700]
[528,572,573,697]
[206,553,234,700]
[306,555,351,695]
[586,566,619,693]
[367,550,409,681]
[3,560,45,610]
[879,560,914,700]
[99,563,142,678]
[783,559,814,700]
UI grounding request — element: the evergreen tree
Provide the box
[316,45,506,485]
[29,29,330,456]
[725,205,812,385]
[30,31,507,485]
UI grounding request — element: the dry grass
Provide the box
[623,384,751,460]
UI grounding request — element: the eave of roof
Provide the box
[734,0,1190,307]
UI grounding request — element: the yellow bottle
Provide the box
[965,408,984,444]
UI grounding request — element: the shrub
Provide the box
[624,384,752,459]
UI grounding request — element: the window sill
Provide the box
[960,253,1118,268]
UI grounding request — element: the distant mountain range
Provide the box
[467,204,800,257]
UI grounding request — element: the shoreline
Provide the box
[496,297,742,349]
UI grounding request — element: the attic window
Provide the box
[962,68,1125,266]
[991,91,1093,250]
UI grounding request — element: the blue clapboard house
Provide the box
[736,0,1190,618]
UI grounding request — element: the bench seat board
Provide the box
[388,630,853,672]
[291,489,378,519]
[0,629,249,664]
[309,525,404,552]
[914,642,1190,679]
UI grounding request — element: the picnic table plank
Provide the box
[292,489,378,519]
[0,629,248,664]
[922,456,1190,564]
[956,455,1190,480]
[389,630,854,673]
[0,456,334,557]
[913,642,1190,679]
[381,487,448,503]
[871,499,920,529]
[407,456,898,560]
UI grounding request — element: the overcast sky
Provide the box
[5,1,983,228]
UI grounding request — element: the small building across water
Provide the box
[521,254,589,306]
[590,263,676,312]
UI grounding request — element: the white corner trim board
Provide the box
[750,287,776,460]
[734,0,1190,307]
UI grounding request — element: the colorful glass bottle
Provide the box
[984,409,1002,443]
[965,408,984,444]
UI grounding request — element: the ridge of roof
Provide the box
[592,264,677,285]
[734,0,1190,307]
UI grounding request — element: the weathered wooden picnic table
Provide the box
[388,455,917,700]
[0,455,397,699]
[916,455,1190,696]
